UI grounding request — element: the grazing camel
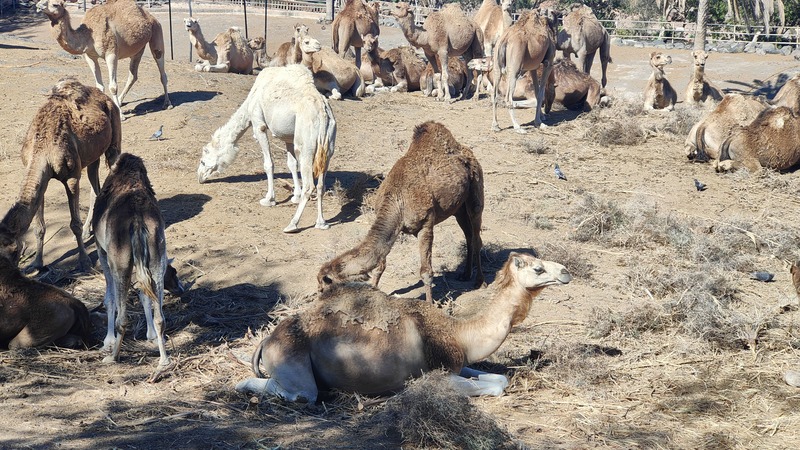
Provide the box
[299,36,365,100]
[317,122,484,304]
[248,37,270,70]
[772,73,800,113]
[491,10,557,133]
[684,50,723,106]
[269,23,309,67]
[237,252,571,402]
[36,0,171,112]
[556,4,612,88]
[716,106,800,172]
[390,2,483,101]
[197,65,336,233]
[684,93,767,161]
[472,0,514,57]
[93,154,171,375]
[378,46,426,93]
[184,18,254,75]
[332,0,380,70]
[420,57,470,100]
[0,254,91,350]
[643,52,677,111]
[0,78,120,272]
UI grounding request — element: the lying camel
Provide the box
[0,254,91,349]
[300,36,365,100]
[236,252,571,402]
[359,34,387,87]
[184,18,253,74]
[684,50,723,106]
[643,52,677,111]
[420,57,470,100]
[248,37,270,70]
[684,93,767,161]
[772,73,800,113]
[317,121,484,304]
[717,106,800,172]
[378,46,426,92]
[269,23,309,67]
[0,77,120,271]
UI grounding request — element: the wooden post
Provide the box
[168,0,173,60]
[243,0,249,40]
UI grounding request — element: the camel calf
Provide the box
[643,52,677,111]
[378,46,426,93]
[420,57,470,100]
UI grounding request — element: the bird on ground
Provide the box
[149,125,164,141]
[693,178,706,191]
[554,164,567,181]
[750,271,774,282]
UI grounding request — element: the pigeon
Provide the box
[149,125,164,141]
[554,164,567,181]
[750,271,774,282]
[693,178,706,191]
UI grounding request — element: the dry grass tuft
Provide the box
[522,138,549,155]
[580,97,646,146]
[540,341,616,387]
[653,106,705,138]
[570,194,629,242]
[539,242,594,279]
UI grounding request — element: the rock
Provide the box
[756,48,767,56]
[785,370,800,387]
[781,46,793,56]
[665,43,675,49]
[654,43,666,49]
[673,42,685,49]
[634,42,645,48]
[611,37,623,46]
[761,43,779,54]
[652,39,666,46]
[730,42,746,53]
[744,42,757,53]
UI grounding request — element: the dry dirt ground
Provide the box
[3,4,800,449]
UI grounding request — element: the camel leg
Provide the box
[99,247,130,363]
[285,144,302,204]
[202,61,232,73]
[314,171,329,230]
[454,207,484,287]
[82,160,101,241]
[491,66,503,131]
[506,70,526,133]
[64,178,91,272]
[139,291,157,341]
[372,255,387,287]
[354,47,361,70]
[283,141,316,233]
[417,222,435,303]
[583,50,597,76]
[116,48,145,108]
[149,23,172,109]
[535,64,553,129]
[252,116,277,207]
[30,198,45,270]
[84,54,105,92]
[437,52,450,102]
[576,50,588,75]
[147,268,170,368]
[103,54,122,110]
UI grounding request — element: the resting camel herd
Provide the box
[2,0,800,403]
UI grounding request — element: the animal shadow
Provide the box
[726,72,797,100]
[158,193,211,228]
[126,90,218,116]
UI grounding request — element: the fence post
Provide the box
[326,0,334,22]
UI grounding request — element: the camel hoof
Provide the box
[539,123,549,129]
[514,128,528,135]
[491,124,501,132]
[102,354,116,364]
[259,198,277,207]
[283,224,300,234]
[315,222,330,230]
[290,195,301,204]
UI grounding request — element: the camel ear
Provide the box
[512,255,524,269]
[167,258,174,264]
[649,52,657,59]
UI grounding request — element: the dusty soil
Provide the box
[2,4,800,449]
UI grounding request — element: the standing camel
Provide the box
[332,0,380,69]
[0,78,120,272]
[237,252,571,403]
[36,0,171,113]
[317,121,484,304]
[556,4,612,88]
[389,2,483,102]
[184,18,254,75]
[197,65,336,233]
[492,10,557,133]
[472,0,514,57]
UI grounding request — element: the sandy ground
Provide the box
[2,3,800,449]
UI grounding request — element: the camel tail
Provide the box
[251,335,270,377]
[718,133,735,162]
[695,123,709,161]
[130,219,158,302]
[603,33,613,64]
[313,99,336,179]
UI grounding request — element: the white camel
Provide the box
[196,65,336,233]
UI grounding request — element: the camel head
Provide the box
[502,252,572,292]
[387,2,413,19]
[501,0,513,12]
[165,259,186,296]
[36,0,65,23]
[299,36,322,55]
[363,34,378,53]
[184,18,200,33]
[691,50,709,68]
[466,57,492,74]
[248,37,265,51]
[649,52,672,70]
[293,23,310,41]
[197,136,236,183]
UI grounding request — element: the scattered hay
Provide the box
[652,106,705,138]
[521,213,554,230]
[539,242,594,279]
[580,97,646,146]
[570,194,628,242]
[539,341,616,388]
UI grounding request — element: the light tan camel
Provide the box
[684,50,723,106]
[0,78,121,272]
[491,10,557,133]
[36,0,171,112]
[772,73,800,113]
[332,0,380,69]
[389,2,483,101]
[197,65,336,233]
[299,36,365,100]
[359,34,386,88]
[378,46,426,93]
[236,252,571,402]
[269,23,309,67]
[556,4,611,88]
[248,37,270,70]
[317,121,484,304]
[0,254,91,350]
[472,0,513,57]
[716,106,800,172]
[420,57,469,100]
[643,52,677,111]
[684,93,767,161]
[184,18,254,75]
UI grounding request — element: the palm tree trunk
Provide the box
[694,0,708,51]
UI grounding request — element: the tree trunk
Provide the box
[694,0,708,51]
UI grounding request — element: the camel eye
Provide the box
[534,266,545,275]
[322,275,333,285]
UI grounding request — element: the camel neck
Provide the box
[1,160,51,236]
[53,11,91,55]
[212,97,253,157]
[691,65,705,82]
[652,66,665,81]
[190,29,217,62]
[358,199,403,263]
[396,15,428,48]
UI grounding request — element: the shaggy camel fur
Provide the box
[197,65,336,233]
[317,122,484,304]
[269,23,309,67]
[0,255,91,350]
[716,106,800,172]
[248,37,270,70]
[420,57,470,100]
[237,252,571,402]
[684,50,723,106]
[36,0,171,112]
[492,10,556,133]
[184,18,254,75]
[472,0,513,57]
[0,78,120,271]
[378,46,426,93]
[93,154,172,374]
[792,261,800,300]
[643,52,677,111]
[390,2,483,101]
[332,0,380,69]
[300,36,365,100]
[772,73,800,113]
[556,4,612,88]
[684,93,767,161]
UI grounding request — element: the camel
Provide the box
[197,65,336,233]
[184,18,254,75]
[420,57,470,100]
[358,34,386,88]
[299,36,365,100]
[684,50,723,106]
[332,0,380,69]
[0,78,120,272]
[237,252,571,402]
[317,121,484,304]
[248,37,270,70]
[389,2,483,101]
[491,10,557,133]
[92,154,171,375]
[472,0,514,57]
[684,93,767,161]
[716,106,800,172]
[268,23,309,67]
[772,73,800,113]
[643,52,677,111]
[556,4,612,88]
[377,46,426,93]
[0,254,91,350]
[36,0,171,112]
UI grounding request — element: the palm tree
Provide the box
[695,0,708,51]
